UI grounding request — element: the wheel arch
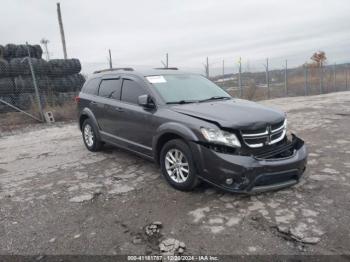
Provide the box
[79,108,101,140]
[153,122,199,165]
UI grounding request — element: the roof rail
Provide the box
[153,67,178,70]
[93,67,134,74]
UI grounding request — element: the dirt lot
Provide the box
[0,91,350,256]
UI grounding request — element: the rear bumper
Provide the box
[190,135,307,193]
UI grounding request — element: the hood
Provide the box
[171,99,285,130]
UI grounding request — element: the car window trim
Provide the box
[82,77,101,96]
[97,77,122,100]
[120,78,150,106]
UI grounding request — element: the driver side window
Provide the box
[121,79,147,104]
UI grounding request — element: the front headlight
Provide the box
[200,127,241,148]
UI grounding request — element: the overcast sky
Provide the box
[1,0,350,75]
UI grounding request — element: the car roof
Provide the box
[90,68,193,79]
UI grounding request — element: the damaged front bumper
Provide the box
[190,134,307,193]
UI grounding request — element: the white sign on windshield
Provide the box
[146,76,167,84]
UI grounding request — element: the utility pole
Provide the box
[304,63,308,96]
[284,59,288,96]
[238,57,242,97]
[40,38,50,60]
[108,49,113,69]
[57,2,68,59]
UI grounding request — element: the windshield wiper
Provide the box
[198,96,231,103]
[166,100,198,104]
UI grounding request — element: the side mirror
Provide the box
[138,94,155,109]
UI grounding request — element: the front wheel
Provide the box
[160,139,199,191]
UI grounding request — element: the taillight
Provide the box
[75,96,80,103]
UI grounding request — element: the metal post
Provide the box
[266,58,270,99]
[238,57,242,97]
[319,66,323,94]
[0,98,42,122]
[334,63,337,91]
[40,38,50,61]
[284,60,288,96]
[26,42,45,122]
[206,57,209,78]
[346,67,348,90]
[222,59,225,88]
[304,64,308,96]
[108,49,113,69]
[57,2,68,59]
[166,53,168,68]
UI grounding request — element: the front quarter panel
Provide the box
[154,122,199,144]
[151,107,218,161]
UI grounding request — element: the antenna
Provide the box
[161,53,169,68]
[108,49,113,69]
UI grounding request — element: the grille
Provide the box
[254,171,299,187]
[241,119,287,148]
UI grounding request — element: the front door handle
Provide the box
[115,107,124,112]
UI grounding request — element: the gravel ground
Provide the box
[0,91,350,255]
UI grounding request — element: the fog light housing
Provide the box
[225,178,233,185]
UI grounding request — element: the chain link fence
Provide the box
[213,59,349,101]
[1,44,349,128]
[0,43,85,125]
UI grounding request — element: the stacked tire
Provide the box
[1,44,43,59]
[0,43,85,112]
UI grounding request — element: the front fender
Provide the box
[152,122,200,159]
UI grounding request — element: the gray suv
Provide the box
[77,68,307,193]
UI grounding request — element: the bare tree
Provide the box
[310,51,327,67]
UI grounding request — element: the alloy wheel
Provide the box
[164,148,190,183]
[84,124,94,147]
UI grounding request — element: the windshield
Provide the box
[145,74,231,104]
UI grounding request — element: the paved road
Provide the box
[0,92,350,255]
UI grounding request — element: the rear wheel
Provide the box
[160,139,199,191]
[82,119,103,152]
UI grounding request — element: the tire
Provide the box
[3,44,43,59]
[48,59,81,76]
[82,119,103,152]
[33,44,43,59]
[0,45,4,58]
[160,139,199,191]
[0,78,15,95]
[0,59,10,77]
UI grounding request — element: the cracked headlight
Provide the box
[200,127,241,148]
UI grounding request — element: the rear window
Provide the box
[98,79,122,99]
[82,78,100,95]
